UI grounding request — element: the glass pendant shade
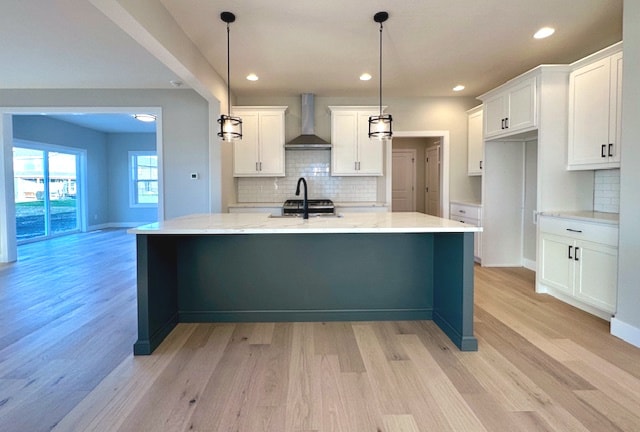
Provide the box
[368,114,393,139]
[218,114,242,141]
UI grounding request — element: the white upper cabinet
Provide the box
[481,76,537,139]
[467,105,483,176]
[329,106,384,176]
[232,107,287,177]
[568,50,623,170]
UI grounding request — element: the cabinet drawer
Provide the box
[450,203,481,220]
[451,215,479,227]
[539,216,618,246]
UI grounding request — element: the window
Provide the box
[130,151,158,207]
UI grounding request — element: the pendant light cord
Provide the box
[378,21,383,116]
[226,22,231,117]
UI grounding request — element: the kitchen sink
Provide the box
[269,213,343,219]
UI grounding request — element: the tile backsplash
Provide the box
[593,169,620,213]
[236,150,378,203]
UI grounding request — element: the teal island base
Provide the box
[133,232,478,355]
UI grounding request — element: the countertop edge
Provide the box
[540,211,619,225]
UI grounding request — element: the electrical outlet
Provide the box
[190,172,199,180]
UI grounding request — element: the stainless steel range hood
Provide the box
[285,93,331,150]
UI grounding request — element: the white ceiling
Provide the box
[0,0,623,130]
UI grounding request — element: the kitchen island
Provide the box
[129,212,481,354]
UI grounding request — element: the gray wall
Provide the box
[107,133,157,224]
[616,1,640,335]
[0,88,210,220]
[12,116,158,226]
[12,115,110,226]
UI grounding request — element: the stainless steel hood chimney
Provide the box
[285,93,331,150]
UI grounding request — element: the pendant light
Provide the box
[217,11,242,141]
[368,11,392,139]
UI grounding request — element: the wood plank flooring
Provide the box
[1,229,639,431]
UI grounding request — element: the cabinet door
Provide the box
[467,108,483,175]
[233,112,260,176]
[483,94,507,138]
[356,112,383,175]
[608,52,623,164]
[507,78,536,132]
[568,57,613,168]
[257,111,285,176]
[539,233,573,295]
[574,240,617,313]
[331,111,359,175]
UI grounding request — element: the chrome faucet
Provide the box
[295,177,309,219]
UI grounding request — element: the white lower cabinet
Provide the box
[450,202,482,262]
[537,215,618,318]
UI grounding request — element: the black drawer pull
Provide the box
[566,228,583,233]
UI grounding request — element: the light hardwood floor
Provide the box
[1,229,639,432]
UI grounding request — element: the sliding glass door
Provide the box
[13,145,80,242]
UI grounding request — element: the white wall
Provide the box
[612,0,640,346]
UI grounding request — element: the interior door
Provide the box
[391,149,416,211]
[425,145,441,216]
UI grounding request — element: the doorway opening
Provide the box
[13,142,84,243]
[390,133,448,217]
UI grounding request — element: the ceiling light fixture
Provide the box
[453,85,465,92]
[360,73,372,81]
[368,11,392,140]
[246,73,259,81]
[217,11,242,141]
[132,114,156,122]
[534,27,555,39]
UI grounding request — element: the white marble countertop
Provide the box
[128,212,482,235]
[540,211,619,225]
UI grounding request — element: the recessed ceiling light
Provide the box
[132,114,156,122]
[246,73,259,81]
[534,27,555,39]
[360,73,372,81]
[453,85,465,92]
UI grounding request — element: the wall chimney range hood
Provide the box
[285,93,331,150]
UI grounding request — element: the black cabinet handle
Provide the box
[501,119,505,129]
[480,161,483,170]
[566,228,583,233]
[505,117,509,129]
[568,245,573,259]
[601,144,607,158]
[574,247,580,261]
[608,143,614,157]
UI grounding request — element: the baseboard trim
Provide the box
[611,317,640,348]
[179,308,433,323]
[87,222,151,231]
[523,258,536,272]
